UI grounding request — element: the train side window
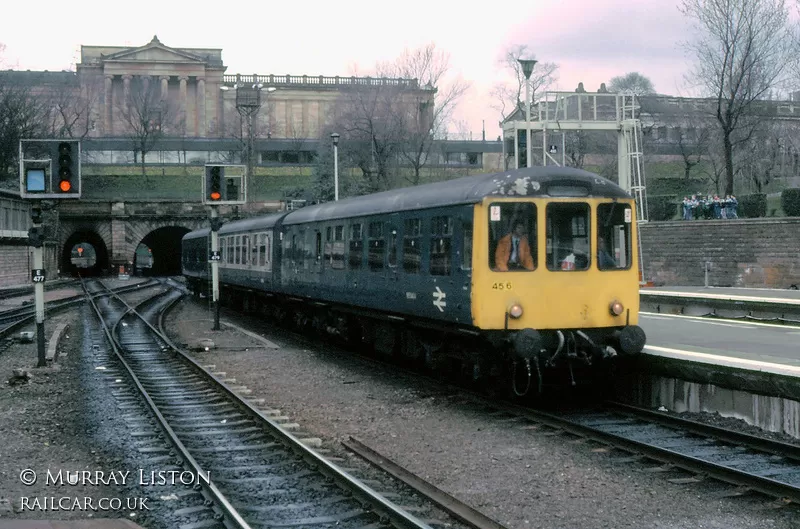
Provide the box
[332,225,345,270]
[597,203,632,270]
[235,235,241,265]
[226,237,234,264]
[243,235,250,265]
[349,223,363,269]
[488,203,537,272]
[323,225,332,267]
[388,227,398,267]
[265,234,272,266]
[546,203,590,271]
[462,223,473,270]
[315,231,322,261]
[368,221,384,270]
[258,234,266,267]
[403,218,421,274]
[430,215,452,276]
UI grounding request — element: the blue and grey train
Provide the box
[182,167,646,394]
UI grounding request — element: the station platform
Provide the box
[636,285,800,405]
[640,285,800,322]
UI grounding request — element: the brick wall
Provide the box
[640,218,800,288]
[0,242,58,288]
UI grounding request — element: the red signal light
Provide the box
[210,191,221,201]
[59,180,72,192]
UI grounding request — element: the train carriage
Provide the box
[183,167,646,394]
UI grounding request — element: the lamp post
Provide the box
[518,58,537,168]
[223,78,276,201]
[331,132,340,201]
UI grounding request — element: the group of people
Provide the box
[681,194,739,220]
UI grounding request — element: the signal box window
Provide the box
[368,221,385,270]
[597,203,632,270]
[546,203,590,271]
[430,216,452,276]
[349,224,363,269]
[403,219,421,274]
[488,203,537,272]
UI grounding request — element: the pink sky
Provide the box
[1,0,691,139]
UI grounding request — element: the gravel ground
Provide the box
[163,297,800,529]
[0,279,212,528]
[2,282,798,529]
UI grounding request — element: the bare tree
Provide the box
[676,124,712,181]
[608,72,657,95]
[46,73,103,139]
[490,44,559,121]
[680,0,798,196]
[0,76,48,187]
[333,81,409,193]
[117,76,181,175]
[377,43,470,185]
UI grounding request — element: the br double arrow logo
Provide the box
[432,286,447,312]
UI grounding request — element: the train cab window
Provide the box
[403,218,421,274]
[349,224,363,269]
[546,203,590,271]
[332,225,345,270]
[488,203,537,272]
[368,221,385,270]
[597,203,632,270]
[388,227,398,267]
[430,216,452,276]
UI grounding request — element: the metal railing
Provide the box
[222,74,424,89]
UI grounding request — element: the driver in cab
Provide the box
[495,222,535,272]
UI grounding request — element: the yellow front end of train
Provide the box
[470,195,645,363]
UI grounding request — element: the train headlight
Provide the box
[609,300,624,316]
[508,303,524,319]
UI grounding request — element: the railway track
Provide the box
[0,278,159,337]
[209,297,800,509]
[85,278,499,529]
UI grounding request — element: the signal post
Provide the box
[19,139,81,365]
[203,164,245,332]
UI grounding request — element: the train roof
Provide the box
[283,166,630,225]
[182,227,210,241]
[217,212,287,235]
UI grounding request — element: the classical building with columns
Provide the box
[1,36,503,179]
[72,36,433,142]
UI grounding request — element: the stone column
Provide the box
[160,76,169,101]
[142,75,151,94]
[196,77,206,137]
[104,75,113,134]
[122,75,132,107]
[179,76,188,134]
